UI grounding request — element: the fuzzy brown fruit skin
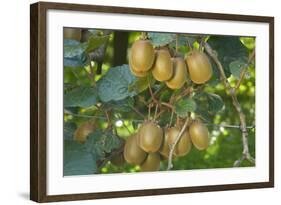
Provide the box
[166,57,188,89]
[151,49,173,82]
[166,127,192,157]
[110,152,125,166]
[140,152,161,172]
[63,28,82,41]
[129,53,148,77]
[124,135,147,165]
[137,121,163,153]
[185,50,212,84]
[130,40,155,72]
[74,121,95,143]
[189,121,209,150]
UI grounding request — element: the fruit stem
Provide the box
[167,117,190,170]
[141,32,148,40]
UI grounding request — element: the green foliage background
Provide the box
[63,29,255,175]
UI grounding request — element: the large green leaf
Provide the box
[128,73,155,94]
[193,92,224,121]
[229,59,248,79]
[64,86,98,108]
[206,93,224,113]
[207,36,248,77]
[63,140,96,176]
[174,97,197,118]
[148,32,175,47]
[64,122,77,140]
[63,39,87,67]
[64,39,88,58]
[86,130,122,160]
[103,97,135,113]
[97,65,137,102]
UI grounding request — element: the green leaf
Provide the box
[128,73,155,94]
[64,39,88,58]
[206,93,224,113]
[63,39,87,67]
[207,36,248,77]
[229,59,247,79]
[86,130,122,160]
[104,97,135,113]
[193,92,224,121]
[175,97,197,117]
[148,32,175,47]
[63,140,96,176]
[97,64,137,102]
[64,86,98,107]
[64,122,77,140]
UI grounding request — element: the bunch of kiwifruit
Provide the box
[123,119,209,172]
[129,37,213,87]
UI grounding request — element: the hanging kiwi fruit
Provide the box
[124,134,147,165]
[189,120,209,150]
[137,121,163,153]
[166,57,188,89]
[130,39,155,72]
[166,126,192,157]
[151,49,173,82]
[185,50,213,84]
[140,152,161,172]
[74,120,95,143]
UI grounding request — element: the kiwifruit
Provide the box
[166,57,187,89]
[166,127,192,157]
[110,152,125,166]
[63,28,82,41]
[74,121,95,143]
[130,39,155,72]
[159,128,170,158]
[124,134,147,165]
[185,50,212,84]
[151,49,173,81]
[129,53,148,77]
[140,152,161,172]
[189,121,209,150]
[137,121,163,153]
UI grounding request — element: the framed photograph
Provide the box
[30,1,274,202]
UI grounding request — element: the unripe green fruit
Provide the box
[140,152,161,172]
[130,40,155,72]
[124,135,147,165]
[166,127,192,157]
[166,57,187,89]
[74,121,95,143]
[152,49,173,81]
[110,152,125,166]
[137,121,163,153]
[185,50,212,84]
[63,28,82,41]
[189,121,209,150]
[129,54,148,77]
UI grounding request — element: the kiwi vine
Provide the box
[63,28,256,175]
